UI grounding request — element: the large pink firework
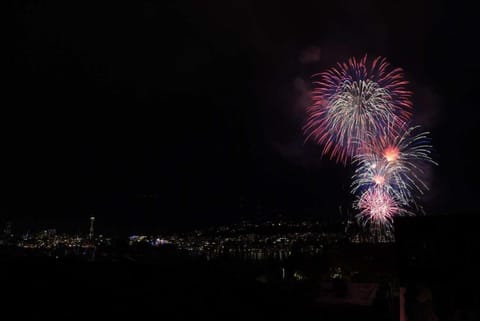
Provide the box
[354,186,409,228]
[304,55,412,164]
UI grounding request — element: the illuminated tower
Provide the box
[89,217,95,240]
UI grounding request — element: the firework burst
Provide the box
[302,54,438,240]
[304,55,412,163]
[354,186,409,228]
[351,124,437,206]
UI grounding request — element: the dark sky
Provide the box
[5,1,479,234]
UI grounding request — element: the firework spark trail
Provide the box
[351,124,437,207]
[304,55,412,164]
[302,55,437,236]
[354,186,410,228]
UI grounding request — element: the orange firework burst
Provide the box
[383,146,400,162]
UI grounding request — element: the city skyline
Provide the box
[4,2,478,320]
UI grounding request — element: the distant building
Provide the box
[0,221,13,245]
[3,221,12,236]
[89,217,95,240]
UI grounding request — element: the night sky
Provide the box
[5,1,479,235]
